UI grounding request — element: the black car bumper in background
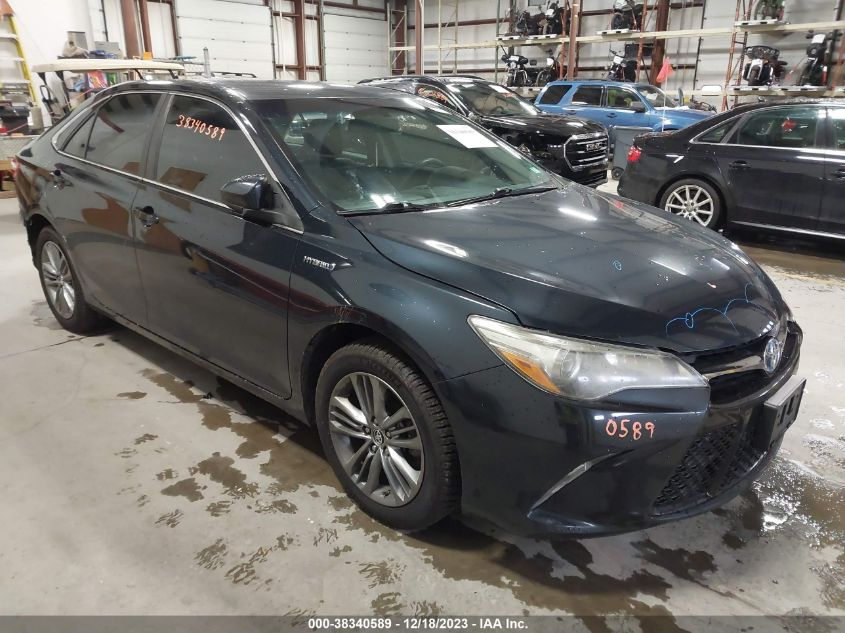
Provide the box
[530,132,610,188]
[617,157,663,203]
[438,323,803,537]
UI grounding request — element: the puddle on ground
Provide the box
[131,366,844,621]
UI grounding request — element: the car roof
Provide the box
[542,79,654,88]
[94,77,405,104]
[361,75,488,87]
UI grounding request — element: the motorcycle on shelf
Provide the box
[752,0,786,21]
[501,53,533,87]
[610,0,644,30]
[606,45,638,82]
[536,54,563,87]
[742,45,788,86]
[785,31,836,86]
[505,1,570,37]
[542,2,569,36]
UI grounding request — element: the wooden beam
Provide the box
[138,0,153,56]
[649,0,671,85]
[119,0,141,58]
[414,0,423,73]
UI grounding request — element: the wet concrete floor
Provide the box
[0,197,842,624]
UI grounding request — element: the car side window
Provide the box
[155,95,266,202]
[605,87,639,109]
[415,86,458,111]
[829,108,845,151]
[697,119,737,144]
[571,86,602,106]
[538,84,572,105]
[733,106,822,149]
[85,93,162,175]
[61,112,96,159]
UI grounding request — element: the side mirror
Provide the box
[220,175,279,226]
[630,101,647,113]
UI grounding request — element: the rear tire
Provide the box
[35,227,105,334]
[659,178,723,230]
[315,340,459,531]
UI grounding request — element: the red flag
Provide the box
[656,57,674,84]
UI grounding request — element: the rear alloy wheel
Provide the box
[660,179,722,229]
[315,341,459,531]
[36,227,104,334]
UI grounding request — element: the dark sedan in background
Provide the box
[361,75,610,188]
[17,78,804,537]
[619,100,845,239]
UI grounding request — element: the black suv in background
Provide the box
[620,100,845,237]
[361,75,609,187]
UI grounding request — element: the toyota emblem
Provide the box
[763,338,782,374]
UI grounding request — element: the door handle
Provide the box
[607,113,618,118]
[834,167,845,179]
[136,205,159,228]
[730,160,751,170]
[564,109,577,115]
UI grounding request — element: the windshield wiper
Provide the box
[446,184,556,208]
[379,201,431,213]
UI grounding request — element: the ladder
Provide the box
[0,0,36,108]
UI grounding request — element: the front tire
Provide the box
[659,178,723,230]
[315,340,459,531]
[36,227,104,334]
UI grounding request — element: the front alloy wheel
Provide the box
[316,340,459,531]
[328,372,423,506]
[660,179,722,229]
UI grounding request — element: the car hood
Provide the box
[349,184,785,354]
[478,113,606,137]
[655,107,714,123]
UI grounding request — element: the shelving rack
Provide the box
[388,0,845,108]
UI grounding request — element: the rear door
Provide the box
[132,93,300,397]
[820,107,845,237]
[48,92,162,323]
[534,83,573,114]
[714,104,826,231]
[559,85,604,122]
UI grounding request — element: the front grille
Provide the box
[564,133,609,171]
[652,421,766,516]
[685,322,798,405]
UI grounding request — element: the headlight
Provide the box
[468,315,707,401]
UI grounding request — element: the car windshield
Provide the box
[638,85,677,108]
[256,97,554,213]
[443,81,540,117]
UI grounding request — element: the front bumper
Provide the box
[538,156,608,188]
[438,326,802,537]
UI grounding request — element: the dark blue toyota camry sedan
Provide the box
[15,79,804,536]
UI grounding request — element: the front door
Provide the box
[133,94,299,397]
[715,105,826,231]
[602,85,646,129]
[47,92,163,322]
[821,107,845,237]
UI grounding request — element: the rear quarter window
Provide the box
[538,84,573,105]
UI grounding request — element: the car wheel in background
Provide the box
[659,178,722,230]
[36,227,105,334]
[315,340,459,531]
